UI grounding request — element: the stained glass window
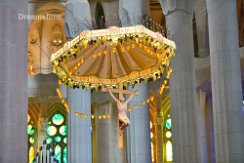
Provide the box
[166,141,173,161]
[164,114,173,162]
[27,114,36,163]
[52,114,64,125]
[47,126,57,136]
[55,145,62,161]
[29,146,35,163]
[59,125,67,136]
[27,125,35,136]
[150,121,155,162]
[46,113,67,163]
[166,131,172,138]
[165,118,171,129]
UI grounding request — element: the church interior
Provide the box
[0,0,244,163]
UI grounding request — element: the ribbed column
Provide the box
[160,0,200,162]
[206,0,244,162]
[65,0,92,40]
[119,0,150,26]
[95,100,121,163]
[194,0,209,57]
[119,1,152,162]
[67,89,92,163]
[127,83,152,163]
[65,1,92,162]
[0,0,28,162]
[101,1,120,27]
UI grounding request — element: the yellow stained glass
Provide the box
[46,126,57,136]
[166,141,173,161]
[166,131,172,138]
[29,146,34,163]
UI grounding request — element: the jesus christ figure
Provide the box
[108,90,135,132]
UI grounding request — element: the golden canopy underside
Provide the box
[51,25,176,87]
[63,41,159,79]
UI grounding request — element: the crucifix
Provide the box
[101,82,140,148]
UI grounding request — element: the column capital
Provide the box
[159,0,195,16]
[65,0,92,40]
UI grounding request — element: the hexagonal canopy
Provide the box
[51,25,176,89]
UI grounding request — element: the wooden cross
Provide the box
[101,83,140,99]
[101,82,140,148]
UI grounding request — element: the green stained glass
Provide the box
[63,153,67,163]
[59,125,67,136]
[55,136,61,142]
[63,137,67,144]
[29,137,34,144]
[46,126,57,136]
[166,118,171,129]
[27,125,34,136]
[46,137,52,144]
[55,145,61,163]
[52,114,64,125]
[63,147,67,153]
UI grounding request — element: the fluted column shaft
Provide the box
[206,0,244,162]
[127,83,152,163]
[68,89,92,163]
[160,0,201,161]
[0,0,28,162]
[95,100,122,163]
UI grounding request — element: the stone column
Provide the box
[67,89,92,163]
[154,95,163,163]
[64,1,93,162]
[0,0,28,162]
[119,1,152,162]
[159,0,200,162]
[94,100,121,163]
[194,0,209,57]
[119,0,150,26]
[197,90,208,163]
[101,1,120,27]
[206,0,244,162]
[65,0,92,41]
[127,83,152,163]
